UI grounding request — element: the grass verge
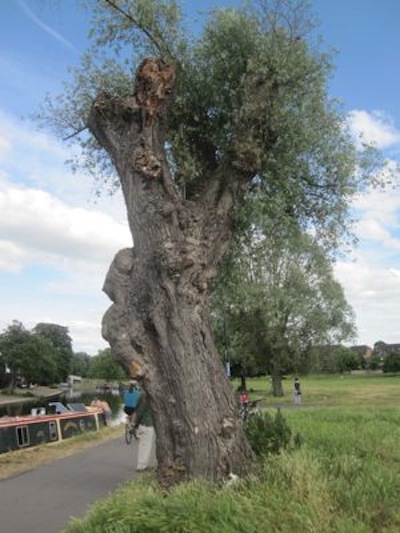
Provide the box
[65,374,400,533]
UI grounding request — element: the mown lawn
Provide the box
[66,373,400,533]
[243,372,400,407]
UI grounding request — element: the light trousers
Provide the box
[137,425,157,470]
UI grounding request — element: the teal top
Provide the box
[123,387,140,408]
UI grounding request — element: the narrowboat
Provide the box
[0,402,106,454]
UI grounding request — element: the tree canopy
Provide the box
[33,323,73,381]
[383,350,400,373]
[88,348,128,380]
[39,0,384,251]
[0,322,60,387]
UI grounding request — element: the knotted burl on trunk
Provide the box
[135,58,177,126]
[102,248,146,378]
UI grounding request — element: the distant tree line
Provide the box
[0,321,127,390]
[214,340,400,394]
[0,316,400,388]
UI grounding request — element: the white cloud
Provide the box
[348,110,400,150]
[0,241,27,272]
[0,112,132,353]
[0,183,131,352]
[0,185,131,269]
[334,170,400,347]
[350,182,400,254]
[335,258,400,346]
[0,301,110,356]
[0,110,128,223]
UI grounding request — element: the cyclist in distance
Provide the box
[123,380,141,423]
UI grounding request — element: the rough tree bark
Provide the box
[271,372,284,397]
[271,358,285,397]
[87,58,255,485]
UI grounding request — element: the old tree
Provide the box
[42,0,383,483]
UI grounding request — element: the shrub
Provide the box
[383,351,400,373]
[244,408,296,457]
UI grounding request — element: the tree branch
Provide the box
[103,0,174,60]
[62,125,88,141]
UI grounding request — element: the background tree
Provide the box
[213,210,356,395]
[88,348,128,381]
[0,360,11,388]
[0,321,34,389]
[38,0,386,483]
[0,322,59,388]
[71,351,92,378]
[308,345,354,373]
[336,347,362,373]
[383,350,400,373]
[212,305,267,390]
[33,323,73,381]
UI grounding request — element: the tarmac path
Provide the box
[0,436,139,533]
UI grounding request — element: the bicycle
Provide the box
[125,415,138,444]
[239,399,262,421]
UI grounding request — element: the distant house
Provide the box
[67,375,82,387]
[350,345,372,358]
[372,341,400,360]
[350,345,373,364]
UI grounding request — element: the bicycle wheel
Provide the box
[125,423,133,445]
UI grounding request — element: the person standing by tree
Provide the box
[91,397,112,426]
[134,389,157,471]
[294,377,302,406]
[239,388,249,408]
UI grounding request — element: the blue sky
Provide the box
[1,0,400,354]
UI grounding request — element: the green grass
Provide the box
[243,373,400,407]
[65,373,400,533]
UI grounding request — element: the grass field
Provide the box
[62,373,399,532]
[244,372,400,407]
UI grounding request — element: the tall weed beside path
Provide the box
[67,446,397,533]
[284,406,400,532]
[66,465,335,533]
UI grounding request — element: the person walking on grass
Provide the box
[294,377,302,406]
[134,388,157,471]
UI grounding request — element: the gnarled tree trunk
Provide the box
[87,59,255,485]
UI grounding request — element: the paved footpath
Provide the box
[0,436,139,533]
